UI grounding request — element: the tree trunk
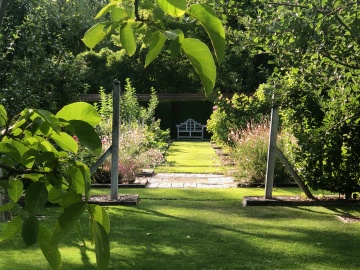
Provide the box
[0,0,11,27]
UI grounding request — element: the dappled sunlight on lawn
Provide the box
[103,197,360,269]
[2,188,360,269]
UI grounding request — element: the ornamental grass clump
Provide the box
[229,120,291,186]
[117,125,165,182]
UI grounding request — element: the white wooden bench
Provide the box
[176,118,206,140]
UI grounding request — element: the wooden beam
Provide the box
[275,146,315,199]
[111,80,120,200]
[79,93,234,102]
[264,104,279,199]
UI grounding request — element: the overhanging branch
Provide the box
[0,162,47,180]
[134,0,142,21]
[320,51,360,69]
[268,2,308,9]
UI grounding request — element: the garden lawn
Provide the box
[1,188,360,269]
[157,141,227,174]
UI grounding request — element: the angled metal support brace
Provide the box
[275,146,315,199]
[90,146,112,175]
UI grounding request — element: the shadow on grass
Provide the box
[2,197,360,270]
[102,201,360,269]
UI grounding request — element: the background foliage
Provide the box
[0,0,106,116]
[241,0,360,197]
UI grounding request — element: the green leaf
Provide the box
[7,140,28,161]
[20,148,37,168]
[0,142,20,163]
[76,221,87,249]
[22,215,39,247]
[36,151,56,165]
[50,131,78,154]
[181,38,216,96]
[120,22,137,56]
[0,202,16,212]
[156,0,187,17]
[39,140,56,153]
[170,39,181,58]
[22,173,45,182]
[93,222,110,270]
[143,29,153,45]
[0,180,11,189]
[33,109,61,133]
[70,120,102,156]
[187,4,226,65]
[46,173,63,189]
[31,117,44,135]
[82,22,109,49]
[170,29,184,58]
[0,104,7,126]
[47,185,65,204]
[56,102,101,127]
[9,128,22,137]
[164,30,178,40]
[111,7,128,21]
[60,191,83,209]
[0,216,21,242]
[153,6,165,21]
[25,182,48,214]
[88,205,110,234]
[8,179,23,202]
[24,136,39,147]
[9,108,33,131]
[66,162,91,199]
[39,122,52,136]
[51,202,86,248]
[95,3,116,19]
[0,155,14,168]
[145,31,166,68]
[38,225,62,270]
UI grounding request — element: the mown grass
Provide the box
[1,188,360,269]
[156,141,227,174]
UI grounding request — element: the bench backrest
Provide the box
[176,118,204,131]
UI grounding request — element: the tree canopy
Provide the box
[243,0,360,197]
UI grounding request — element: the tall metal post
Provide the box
[264,96,279,199]
[111,80,121,200]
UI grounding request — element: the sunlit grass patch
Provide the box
[156,141,228,174]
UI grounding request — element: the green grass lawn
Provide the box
[156,141,227,174]
[1,188,360,269]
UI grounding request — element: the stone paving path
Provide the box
[144,173,236,188]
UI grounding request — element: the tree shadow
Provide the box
[2,199,360,269]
